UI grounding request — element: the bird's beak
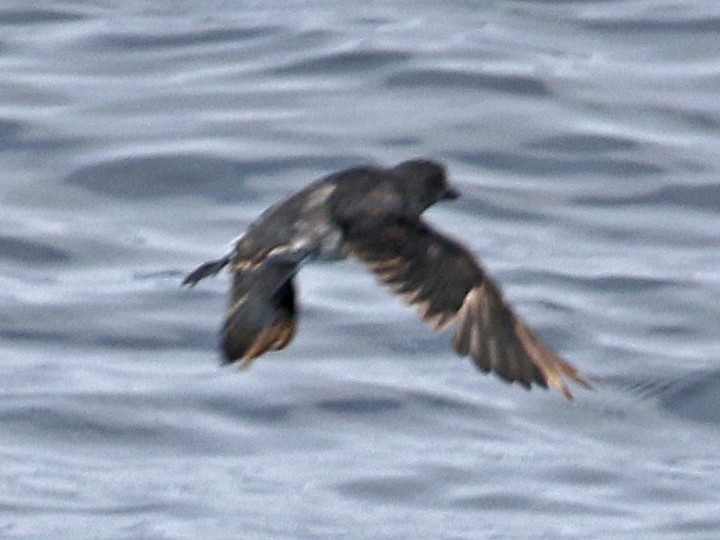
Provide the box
[443,187,460,200]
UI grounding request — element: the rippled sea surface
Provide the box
[2,1,720,538]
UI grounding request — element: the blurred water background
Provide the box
[1,1,720,538]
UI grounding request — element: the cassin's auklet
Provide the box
[183,159,591,400]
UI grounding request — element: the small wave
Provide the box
[87,26,281,51]
[385,68,549,97]
[0,235,72,265]
[526,133,640,153]
[449,150,664,176]
[584,16,720,34]
[601,370,720,425]
[272,50,411,76]
[575,183,720,211]
[0,8,86,25]
[64,154,252,201]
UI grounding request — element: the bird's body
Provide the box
[184,159,590,400]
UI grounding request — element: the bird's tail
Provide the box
[182,255,231,287]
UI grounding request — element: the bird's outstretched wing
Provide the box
[221,261,297,367]
[342,218,591,400]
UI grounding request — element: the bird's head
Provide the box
[391,159,459,213]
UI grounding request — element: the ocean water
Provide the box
[2,1,720,538]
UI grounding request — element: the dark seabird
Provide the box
[184,159,591,400]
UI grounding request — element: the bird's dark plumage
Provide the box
[184,159,590,399]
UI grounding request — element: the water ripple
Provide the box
[0,8,86,25]
[450,150,664,176]
[89,26,282,51]
[526,133,640,153]
[385,68,550,96]
[272,50,411,75]
[576,183,720,211]
[0,235,72,265]
[64,154,252,201]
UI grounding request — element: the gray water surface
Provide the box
[2,1,720,538]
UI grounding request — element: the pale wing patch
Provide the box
[303,184,337,211]
[231,259,265,272]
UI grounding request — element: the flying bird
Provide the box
[183,159,591,400]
